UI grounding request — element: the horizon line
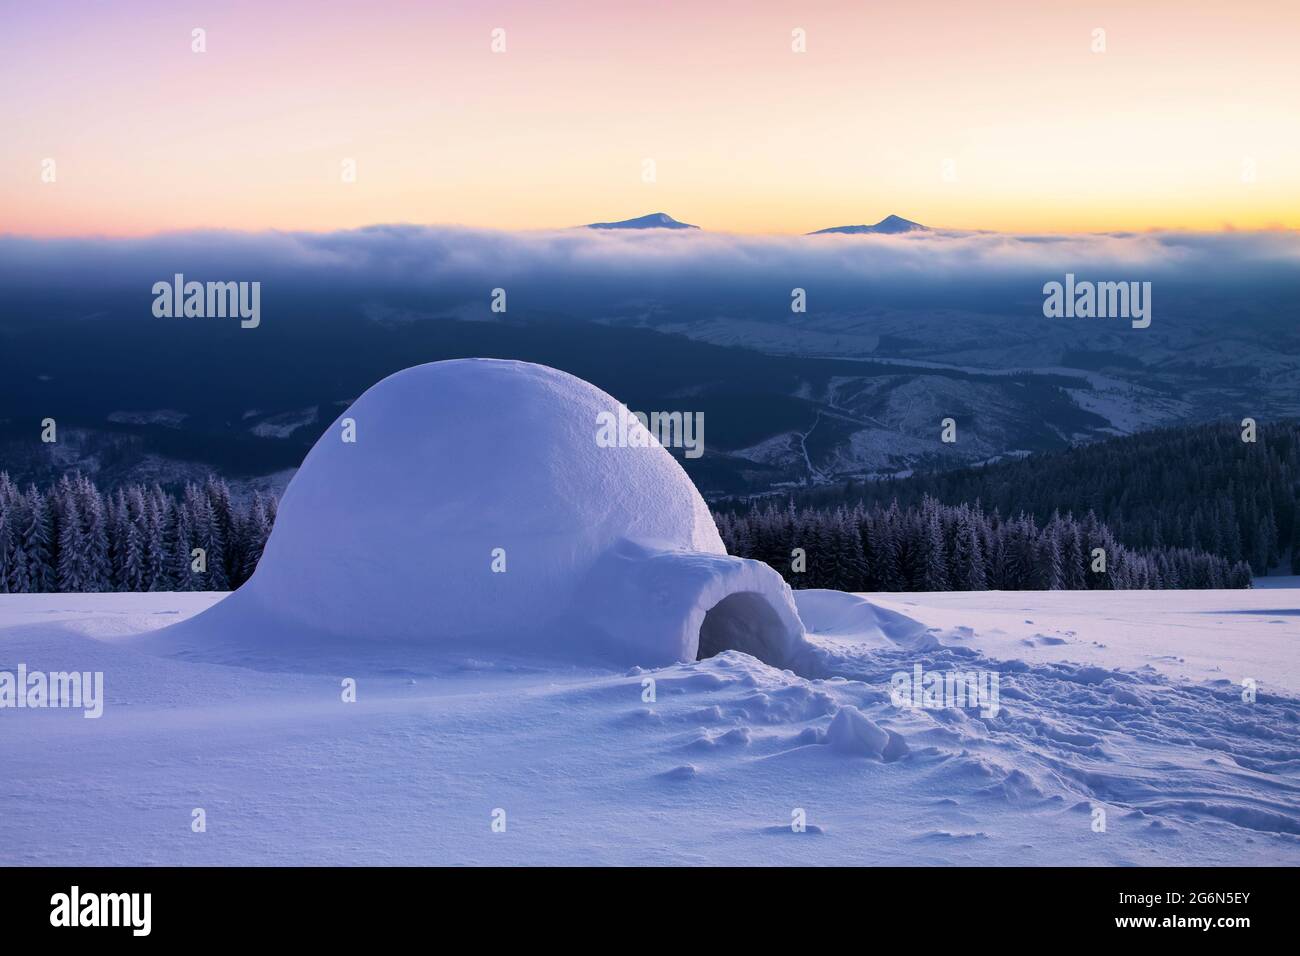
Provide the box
[4,218,1298,243]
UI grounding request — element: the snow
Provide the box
[1,354,1294,866]
[2,585,1296,866]
[867,588,1300,695]
[177,359,808,669]
[106,409,189,428]
[825,704,897,758]
[249,406,318,438]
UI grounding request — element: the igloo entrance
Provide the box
[696,591,792,666]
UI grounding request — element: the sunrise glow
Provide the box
[3,0,1298,236]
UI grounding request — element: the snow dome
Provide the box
[220,359,811,669]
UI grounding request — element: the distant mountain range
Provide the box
[583,212,930,235]
[808,214,928,235]
[586,212,699,230]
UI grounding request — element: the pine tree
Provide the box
[963,521,987,591]
[75,476,111,591]
[921,511,949,590]
[56,495,90,592]
[0,508,11,595]
[173,507,196,591]
[144,495,169,591]
[23,488,53,592]
[205,477,237,585]
[120,487,147,592]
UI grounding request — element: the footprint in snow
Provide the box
[763,824,826,835]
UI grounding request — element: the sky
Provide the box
[3,0,1299,237]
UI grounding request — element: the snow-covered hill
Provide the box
[2,361,1294,866]
[1,586,1295,866]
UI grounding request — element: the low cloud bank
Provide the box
[2,225,1297,320]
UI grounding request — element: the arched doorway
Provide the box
[696,591,791,666]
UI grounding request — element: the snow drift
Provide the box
[182,359,811,669]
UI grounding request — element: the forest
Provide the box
[716,496,1252,592]
[719,419,1300,578]
[0,450,1258,592]
[0,473,272,593]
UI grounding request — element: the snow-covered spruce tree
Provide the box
[184,483,229,591]
[921,511,949,590]
[855,507,879,591]
[107,488,130,591]
[878,503,906,590]
[1061,523,1086,589]
[963,519,988,591]
[72,475,112,591]
[239,491,271,586]
[0,474,15,594]
[122,486,147,592]
[985,526,1009,590]
[21,487,53,592]
[204,477,238,586]
[144,493,170,591]
[0,470,19,590]
[4,494,29,593]
[171,505,198,592]
[104,485,146,593]
[832,509,867,590]
[56,495,91,592]
[0,508,11,595]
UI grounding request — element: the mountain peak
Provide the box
[808,214,928,236]
[586,212,700,230]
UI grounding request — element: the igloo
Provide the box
[215,359,812,669]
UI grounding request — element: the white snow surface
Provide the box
[190,359,807,669]
[2,586,1297,866]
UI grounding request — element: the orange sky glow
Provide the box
[3,0,1298,237]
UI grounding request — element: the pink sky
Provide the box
[3,0,1298,236]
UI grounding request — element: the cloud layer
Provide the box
[3,226,1298,322]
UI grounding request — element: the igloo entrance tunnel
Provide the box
[218,359,812,669]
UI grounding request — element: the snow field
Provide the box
[1,586,1296,866]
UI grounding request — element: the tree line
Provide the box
[0,473,274,593]
[0,468,1257,594]
[721,419,1300,576]
[714,496,1253,591]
